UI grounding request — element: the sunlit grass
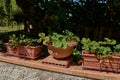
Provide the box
[0,25,24,33]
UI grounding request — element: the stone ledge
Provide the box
[0,52,120,80]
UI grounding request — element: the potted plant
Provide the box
[72,47,82,64]
[6,34,43,59]
[6,34,19,55]
[16,37,42,59]
[81,37,102,70]
[98,38,120,72]
[81,37,120,72]
[113,44,120,56]
[99,38,116,46]
[38,30,80,59]
[107,44,120,72]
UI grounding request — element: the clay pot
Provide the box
[82,51,120,72]
[16,45,42,59]
[101,56,120,72]
[25,46,42,58]
[43,40,78,59]
[6,43,17,55]
[47,45,73,59]
[82,51,100,70]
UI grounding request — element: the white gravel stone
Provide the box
[0,62,96,80]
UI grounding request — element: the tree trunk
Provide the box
[15,0,45,37]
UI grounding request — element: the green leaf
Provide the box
[53,41,62,48]
[62,41,67,49]
[45,36,50,42]
[38,33,45,38]
[81,38,91,45]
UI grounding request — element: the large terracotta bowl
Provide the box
[47,45,73,59]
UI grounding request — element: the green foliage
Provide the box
[8,34,25,48]
[81,38,91,51]
[9,33,43,47]
[97,46,111,59]
[81,38,99,53]
[63,30,80,42]
[113,44,120,54]
[89,41,100,53]
[24,38,38,46]
[81,37,112,59]
[50,33,68,48]
[0,0,7,26]
[99,38,116,46]
[0,0,23,26]
[38,33,46,43]
[38,30,80,49]
[81,38,91,45]
[9,34,18,48]
[72,48,82,63]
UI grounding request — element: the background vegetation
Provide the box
[0,0,23,28]
[1,0,120,41]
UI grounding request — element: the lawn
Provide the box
[0,25,24,33]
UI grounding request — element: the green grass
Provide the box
[0,25,24,33]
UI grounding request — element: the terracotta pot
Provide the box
[47,45,73,59]
[82,51,120,72]
[82,50,100,70]
[16,46,26,56]
[16,45,42,59]
[6,43,17,55]
[101,56,120,72]
[25,46,42,58]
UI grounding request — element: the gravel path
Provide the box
[0,62,97,80]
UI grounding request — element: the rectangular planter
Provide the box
[82,50,120,72]
[82,51,101,70]
[6,43,17,55]
[101,56,120,72]
[6,44,42,59]
[16,45,42,59]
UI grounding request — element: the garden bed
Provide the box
[0,52,119,80]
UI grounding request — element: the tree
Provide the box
[15,0,80,35]
[4,0,12,27]
[15,0,120,39]
[0,0,7,26]
[16,0,45,37]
